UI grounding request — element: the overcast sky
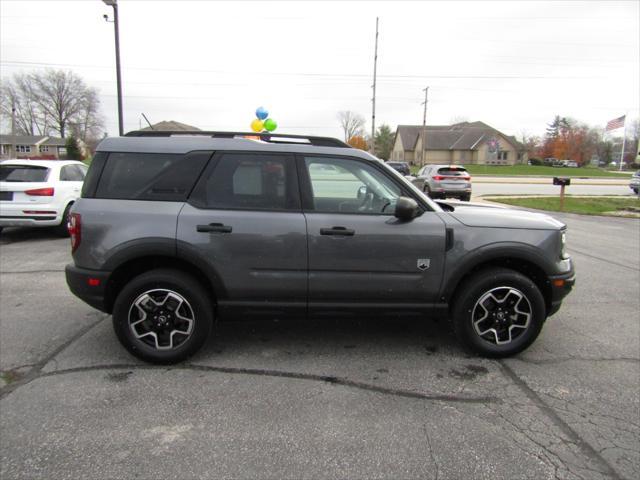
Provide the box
[1,0,638,139]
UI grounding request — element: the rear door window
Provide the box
[0,165,50,182]
[60,165,85,181]
[191,152,299,211]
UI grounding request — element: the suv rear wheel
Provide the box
[451,268,545,357]
[112,269,213,364]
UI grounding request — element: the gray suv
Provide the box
[66,131,574,364]
[412,164,472,201]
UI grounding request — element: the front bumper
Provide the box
[65,264,111,312]
[547,260,576,317]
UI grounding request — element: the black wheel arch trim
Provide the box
[439,242,559,303]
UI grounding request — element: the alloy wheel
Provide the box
[471,286,532,345]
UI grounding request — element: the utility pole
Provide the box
[619,113,628,171]
[370,17,379,155]
[11,100,16,158]
[421,87,429,167]
[103,0,124,136]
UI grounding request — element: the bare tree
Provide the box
[337,111,365,141]
[0,73,49,136]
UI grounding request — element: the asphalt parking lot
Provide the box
[1,212,638,480]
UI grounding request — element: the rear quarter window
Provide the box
[94,152,210,201]
[0,165,50,182]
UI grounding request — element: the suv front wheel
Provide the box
[112,269,213,364]
[451,268,545,357]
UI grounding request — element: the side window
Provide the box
[305,156,402,215]
[95,152,209,201]
[60,165,84,181]
[196,153,297,211]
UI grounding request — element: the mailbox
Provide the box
[553,177,571,186]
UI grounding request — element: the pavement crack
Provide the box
[499,360,623,480]
[567,248,639,272]
[514,357,640,366]
[5,363,501,405]
[0,269,66,274]
[0,314,108,399]
[422,404,440,480]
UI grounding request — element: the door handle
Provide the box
[197,223,232,233]
[320,226,355,236]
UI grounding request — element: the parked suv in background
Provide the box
[66,131,574,364]
[411,164,472,201]
[0,159,87,236]
[385,161,411,176]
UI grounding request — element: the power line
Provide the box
[0,60,606,80]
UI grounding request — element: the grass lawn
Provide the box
[488,196,640,215]
[408,164,630,178]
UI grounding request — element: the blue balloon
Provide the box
[255,106,269,120]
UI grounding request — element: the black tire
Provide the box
[54,203,72,237]
[423,185,432,198]
[461,194,471,202]
[451,267,546,358]
[112,269,213,364]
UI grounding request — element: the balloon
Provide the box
[263,118,277,132]
[250,119,264,132]
[255,107,269,120]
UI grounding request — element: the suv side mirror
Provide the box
[394,196,419,221]
[357,185,367,199]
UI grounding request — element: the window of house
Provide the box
[497,151,508,161]
[39,145,49,153]
[17,145,31,153]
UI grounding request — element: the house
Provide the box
[0,135,87,160]
[392,121,527,165]
[138,120,201,132]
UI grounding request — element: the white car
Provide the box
[0,159,88,235]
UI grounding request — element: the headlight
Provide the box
[560,230,568,259]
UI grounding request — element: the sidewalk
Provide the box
[473,176,629,186]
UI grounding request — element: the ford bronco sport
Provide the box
[66,131,575,364]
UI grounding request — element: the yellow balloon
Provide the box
[251,119,264,132]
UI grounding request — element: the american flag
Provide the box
[605,115,625,131]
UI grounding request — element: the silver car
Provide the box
[412,164,472,201]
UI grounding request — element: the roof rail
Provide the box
[124,130,351,148]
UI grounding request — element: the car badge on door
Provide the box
[417,259,430,271]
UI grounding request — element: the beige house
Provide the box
[392,121,527,165]
[0,135,88,160]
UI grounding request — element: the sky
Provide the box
[1,0,638,140]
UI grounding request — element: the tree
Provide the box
[347,135,368,150]
[65,136,82,160]
[374,124,394,160]
[0,73,47,136]
[0,69,104,141]
[337,111,365,142]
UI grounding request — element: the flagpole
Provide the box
[619,113,627,171]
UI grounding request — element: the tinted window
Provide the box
[0,165,49,182]
[437,167,467,176]
[195,153,296,211]
[306,157,401,215]
[60,165,85,181]
[95,152,209,201]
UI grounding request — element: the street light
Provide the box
[102,0,124,136]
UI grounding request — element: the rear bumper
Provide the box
[547,262,576,317]
[0,202,63,227]
[65,264,111,312]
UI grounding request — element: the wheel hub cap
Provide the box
[128,289,195,350]
[472,286,532,345]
